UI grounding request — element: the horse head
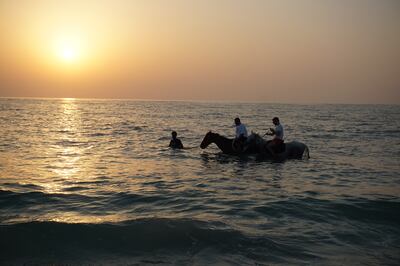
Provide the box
[200,131,217,149]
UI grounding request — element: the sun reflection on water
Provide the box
[45,98,83,193]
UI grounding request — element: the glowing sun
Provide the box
[54,36,81,63]
[59,46,77,61]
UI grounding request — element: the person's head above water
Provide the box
[272,117,280,125]
[234,117,241,126]
[171,131,178,139]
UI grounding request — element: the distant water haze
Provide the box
[0,0,399,103]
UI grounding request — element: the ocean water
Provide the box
[0,98,399,265]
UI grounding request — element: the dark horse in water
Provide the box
[200,131,309,160]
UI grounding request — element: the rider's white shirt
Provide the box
[235,124,248,138]
[274,124,284,140]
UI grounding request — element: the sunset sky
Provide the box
[1,0,399,103]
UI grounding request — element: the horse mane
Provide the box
[208,131,224,138]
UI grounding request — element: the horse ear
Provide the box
[208,130,212,133]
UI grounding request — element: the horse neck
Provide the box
[212,134,233,153]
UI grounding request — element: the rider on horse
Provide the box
[233,117,248,152]
[265,117,284,156]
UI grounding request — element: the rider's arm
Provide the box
[266,128,275,136]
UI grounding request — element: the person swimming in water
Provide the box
[169,131,183,149]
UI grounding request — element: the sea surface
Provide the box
[0,98,399,265]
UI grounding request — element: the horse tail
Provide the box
[302,145,310,160]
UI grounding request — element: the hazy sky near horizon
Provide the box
[1,0,399,103]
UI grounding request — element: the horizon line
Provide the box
[0,96,398,106]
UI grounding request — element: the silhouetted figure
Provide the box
[265,117,284,157]
[169,131,183,149]
[233,117,248,151]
